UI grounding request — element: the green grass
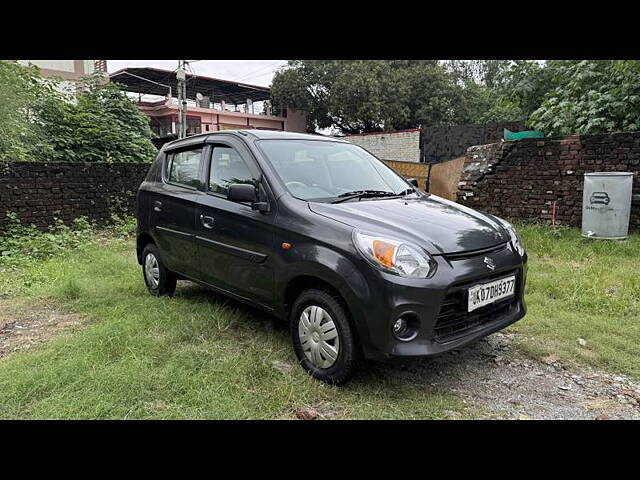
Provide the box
[1,223,638,419]
[510,223,640,378]
[0,237,466,419]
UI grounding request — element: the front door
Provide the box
[194,137,277,309]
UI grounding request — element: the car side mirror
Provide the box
[227,183,269,212]
[407,178,419,188]
[228,183,258,203]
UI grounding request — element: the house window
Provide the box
[150,117,174,137]
[187,117,202,135]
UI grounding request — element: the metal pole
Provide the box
[176,60,183,138]
[176,60,188,139]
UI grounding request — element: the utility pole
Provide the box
[176,60,187,138]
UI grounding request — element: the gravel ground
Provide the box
[374,332,640,420]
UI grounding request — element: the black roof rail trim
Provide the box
[163,135,209,152]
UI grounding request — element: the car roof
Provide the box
[163,129,348,150]
[239,129,348,142]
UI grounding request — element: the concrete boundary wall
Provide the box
[344,129,422,162]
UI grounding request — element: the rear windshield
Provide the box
[257,140,412,202]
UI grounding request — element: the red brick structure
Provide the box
[0,162,149,231]
[457,132,640,230]
[0,158,430,232]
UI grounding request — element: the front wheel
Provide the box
[290,289,360,384]
[142,244,177,297]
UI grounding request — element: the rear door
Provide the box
[194,136,277,309]
[149,145,206,277]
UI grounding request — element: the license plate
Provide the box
[467,275,516,312]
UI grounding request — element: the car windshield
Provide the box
[257,139,415,202]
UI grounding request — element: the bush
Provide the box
[0,61,156,163]
[529,61,640,136]
[0,212,137,266]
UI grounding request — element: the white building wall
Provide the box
[343,129,422,162]
[83,60,95,75]
[17,60,76,72]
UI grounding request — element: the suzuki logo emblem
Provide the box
[484,256,496,271]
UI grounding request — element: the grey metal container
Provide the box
[582,172,633,240]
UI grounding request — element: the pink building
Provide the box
[110,67,306,144]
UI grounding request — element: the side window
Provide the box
[209,145,258,196]
[167,148,203,188]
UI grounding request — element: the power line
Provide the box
[234,61,286,82]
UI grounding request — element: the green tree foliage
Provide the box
[458,60,562,124]
[443,60,513,88]
[275,59,640,136]
[0,61,156,162]
[529,60,640,136]
[271,60,481,134]
[0,61,49,161]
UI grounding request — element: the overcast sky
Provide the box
[107,60,287,87]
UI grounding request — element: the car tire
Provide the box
[142,244,177,297]
[290,288,360,385]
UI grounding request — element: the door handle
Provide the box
[154,201,162,212]
[200,214,215,229]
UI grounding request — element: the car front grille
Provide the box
[441,242,508,261]
[433,269,520,343]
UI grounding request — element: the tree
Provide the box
[36,73,157,162]
[0,61,156,162]
[461,60,565,124]
[0,61,54,161]
[443,60,513,88]
[271,60,476,134]
[529,60,640,136]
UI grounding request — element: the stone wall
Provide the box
[422,121,525,165]
[0,162,150,231]
[456,132,640,230]
[344,129,422,162]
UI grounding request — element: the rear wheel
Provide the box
[142,244,176,297]
[290,289,360,384]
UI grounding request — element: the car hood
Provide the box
[309,194,508,255]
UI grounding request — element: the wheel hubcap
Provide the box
[298,306,340,369]
[144,253,160,289]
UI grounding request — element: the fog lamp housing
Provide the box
[392,314,419,341]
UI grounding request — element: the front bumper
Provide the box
[351,242,527,361]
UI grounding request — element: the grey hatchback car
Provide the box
[136,130,527,384]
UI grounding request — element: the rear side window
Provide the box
[209,145,258,196]
[167,148,203,188]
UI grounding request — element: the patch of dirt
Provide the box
[0,300,83,359]
[373,332,640,420]
[290,401,343,420]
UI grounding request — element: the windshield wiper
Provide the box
[331,190,398,204]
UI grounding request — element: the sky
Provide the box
[107,60,287,88]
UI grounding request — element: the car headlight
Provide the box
[497,218,525,256]
[353,231,437,278]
